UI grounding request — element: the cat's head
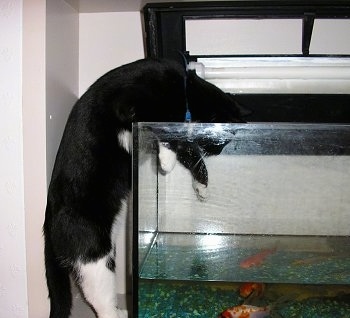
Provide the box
[187,70,244,123]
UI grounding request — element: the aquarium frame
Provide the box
[132,123,139,318]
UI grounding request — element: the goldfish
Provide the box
[219,294,291,318]
[239,282,265,298]
[218,304,270,318]
[240,248,277,269]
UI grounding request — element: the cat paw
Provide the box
[158,142,176,173]
[193,181,209,201]
[116,309,128,318]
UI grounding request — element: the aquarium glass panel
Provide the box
[133,123,350,317]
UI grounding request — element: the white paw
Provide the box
[158,142,176,173]
[116,309,128,318]
[193,181,209,201]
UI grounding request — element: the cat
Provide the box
[43,58,243,318]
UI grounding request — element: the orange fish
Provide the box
[218,304,270,318]
[239,282,265,298]
[240,248,276,269]
[219,294,291,318]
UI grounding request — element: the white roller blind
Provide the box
[189,57,350,94]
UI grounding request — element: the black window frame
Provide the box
[143,1,350,62]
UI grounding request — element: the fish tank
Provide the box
[132,122,350,317]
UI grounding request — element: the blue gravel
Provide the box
[139,281,350,318]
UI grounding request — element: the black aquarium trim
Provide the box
[132,123,139,318]
[236,94,350,123]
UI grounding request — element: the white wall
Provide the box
[46,0,79,182]
[22,0,48,317]
[186,18,350,55]
[79,11,145,96]
[23,0,79,317]
[0,1,28,317]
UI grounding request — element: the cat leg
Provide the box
[158,140,208,200]
[158,141,177,173]
[176,140,208,201]
[76,256,128,318]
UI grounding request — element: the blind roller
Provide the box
[189,57,350,94]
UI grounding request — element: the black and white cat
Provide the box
[43,58,243,318]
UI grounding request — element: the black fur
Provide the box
[43,58,243,318]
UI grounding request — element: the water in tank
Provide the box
[133,122,350,317]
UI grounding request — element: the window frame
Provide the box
[143,1,350,62]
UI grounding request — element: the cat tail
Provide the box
[44,236,72,318]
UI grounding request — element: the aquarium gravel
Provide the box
[138,280,350,318]
[139,281,240,317]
